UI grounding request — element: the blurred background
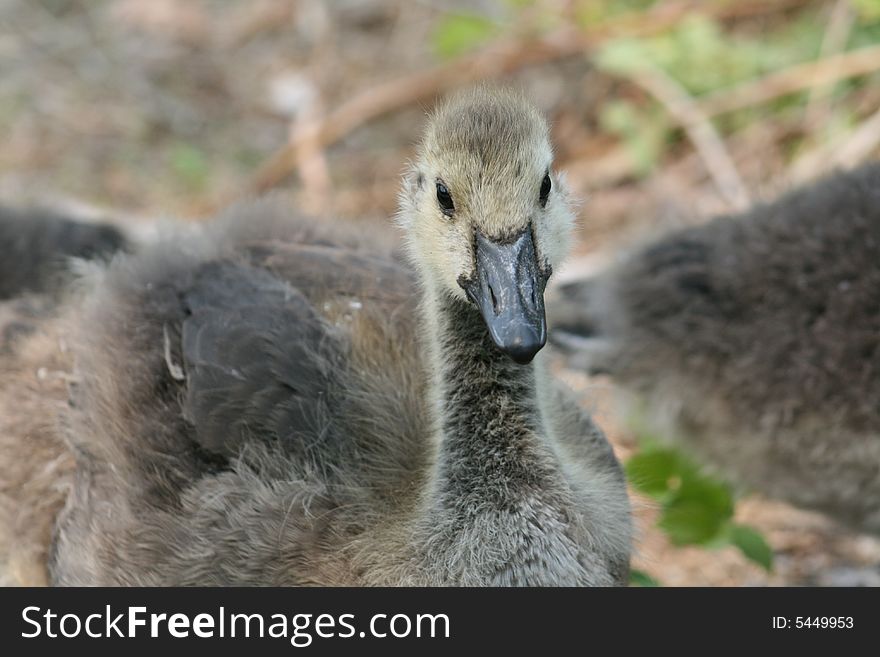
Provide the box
[2,0,879,585]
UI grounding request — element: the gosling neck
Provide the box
[410,278,588,586]
[424,287,562,513]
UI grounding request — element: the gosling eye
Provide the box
[539,172,551,208]
[436,181,455,217]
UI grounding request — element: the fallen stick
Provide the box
[700,43,880,117]
[629,65,751,211]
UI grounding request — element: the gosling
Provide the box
[552,163,880,533]
[1,88,632,586]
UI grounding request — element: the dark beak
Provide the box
[460,228,548,364]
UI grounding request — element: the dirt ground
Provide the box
[1,0,878,585]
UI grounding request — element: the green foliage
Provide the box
[625,446,680,496]
[659,477,733,545]
[432,13,499,59]
[597,14,823,95]
[591,6,877,175]
[727,524,774,572]
[626,443,774,573]
[629,569,660,587]
[594,13,826,175]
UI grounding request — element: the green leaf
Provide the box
[629,569,661,587]
[676,475,734,520]
[728,523,774,572]
[625,448,680,497]
[658,474,734,545]
[628,440,741,549]
[432,13,498,59]
[659,498,727,545]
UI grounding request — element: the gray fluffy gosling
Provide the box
[0,88,632,586]
[552,163,880,533]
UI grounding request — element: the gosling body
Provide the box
[553,164,880,532]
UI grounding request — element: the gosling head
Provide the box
[398,88,574,364]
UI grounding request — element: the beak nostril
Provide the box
[488,284,500,315]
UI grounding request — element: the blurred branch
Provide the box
[701,43,880,117]
[292,112,332,218]
[630,65,750,211]
[240,0,809,200]
[804,0,855,122]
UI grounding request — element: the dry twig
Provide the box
[804,0,855,122]
[700,44,880,117]
[630,65,750,211]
